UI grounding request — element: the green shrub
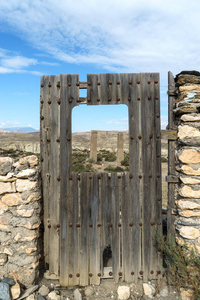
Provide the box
[156,230,200,299]
[121,153,129,166]
[105,152,116,162]
[104,165,124,173]
[161,156,168,163]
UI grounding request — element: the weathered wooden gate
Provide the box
[40,73,162,286]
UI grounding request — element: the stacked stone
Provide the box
[174,72,200,251]
[0,155,42,287]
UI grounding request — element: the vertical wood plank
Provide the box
[60,74,79,286]
[87,74,98,105]
[168,72,176,237]
[40,75,51,266]
[49,75,60,275]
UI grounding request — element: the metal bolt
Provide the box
[89,176,92,179]
[129,223,133,227]
[47,139,50,142]
[147,81,151,84]
[128,97,131,101]
[157,270,161,274]
[57,99,61,105]
[148,96,151,100]
[119,272,122,276]
[150,222,155,226]
[57,177,60,181]
[69,223,72,227]
[158,248,162,253]
[129,80,132,84]
[109,81,112,85]
[48,224,51,228]
[97,98,100,102]
[108,175,111,179]
[157,174,160,178]
[48,83,52,87]
[131,272,134,275]
[116,81,120,85]
[41,84,44,88]
[149,135,153,139]
[41,116,44,120]
[69,274,73,278]
[97,82,101,86]
[69,176,72,180]
[157,154,160,157]
[56,138,60,142]
[118,175,121,179]
[68,99,72,103]
[48,100,51,104]
[57,82,60,88]
[139,175,142,179]
[89,224,93,227]
[41,158,44,162]
[67,137,71,141]
[157,222,161,226]
[88,82,91,86]
[89,273,93,277]
[98,175,101,179]
[137,81,140,84]
[138,135,142,139]
[149,174,152,178]
[97,224,102,227]
[76,224,80,228]
[76,99,81,103]
[155,96,159,100]
[77,175,80,181]
[156,135,160,139]
[76,273,80,277]
[109,272,113,276]
[40,100,44,104]
[137,97,140,101]
[76,82,79,86]
[156,114,160,118]
[129,174,133,179]
[154,80,158,84]
[98,273,101,277]
[118,223,121,227]
[139,222,143,227]
[117,97,120,101]
[108,98,111,101]
[108,223,112,228]
[150,270,154,274]
[139,271,143,275]
[157,198,161,201]
[88,98,91,102]
[68,83,71,87]
[56,224,60,229]
[130,136,134,140]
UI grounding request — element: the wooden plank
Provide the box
[79,173,89,286]
[49,75,60,275]
[87,74,98,105]
[40,75,51,267]
[60,74,79,286]
[99,73,110,105]
[110,173,120,283]
[168,72,176,237]
[89,173,101,285]
[161,130,177,140]
[121,73,141,283]
[166,175,179,183]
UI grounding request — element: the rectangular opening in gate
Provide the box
[72,104,129,173]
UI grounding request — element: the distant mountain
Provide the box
[2,127,39,133]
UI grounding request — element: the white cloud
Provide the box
[107,119,128,126]
[0,120,20,128]
[1,56,37,69]
[0,0,199,77]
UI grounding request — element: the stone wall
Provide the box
[0,155,42,287]
[174,71,200,251]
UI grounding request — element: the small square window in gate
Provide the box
[72,104,129,173]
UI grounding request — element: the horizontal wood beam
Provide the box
[79,81,87,89]
[165,175,179,183]
[161,130,177,140]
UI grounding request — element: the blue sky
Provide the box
[0,0,200,132]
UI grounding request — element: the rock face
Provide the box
[0,155,41,287]
[174,72,200,250]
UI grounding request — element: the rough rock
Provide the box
[0,253,8,265]
[117,286,130,300]
[0,182,16,195]
[181,164,200,175]
[47,291,61,300]
[179,85,200,92]
[179,210,200,217]
[1,193,22,206]
[16,169,36,179]
[0,282,11,300]
[38,285,50,296]
[181,113,200,122]
[16,179,37,192]
[10,282,21,299]
[178,226,200,239]
[74,288,82,300]
[179,148,200,164]
[159,286,168,297]
[0,157,13,176]
[143,283,155,297]
[85,286,94,297]
[176,200,200,210]
[179,185,200,198]
[180,176,200,184]
[178,125,200,140]
[26,295,35,300]
[18,155,38,166]
[180,288,194,300]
